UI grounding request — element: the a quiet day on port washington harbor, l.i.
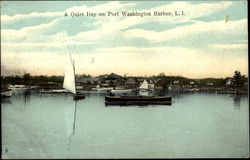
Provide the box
[1,0,249,159]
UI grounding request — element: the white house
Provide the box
[226,78,233,85]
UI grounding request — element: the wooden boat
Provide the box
[105,95,171,105]
[111,89,132,93]
[63,47,85,100]
[1,89,12,98]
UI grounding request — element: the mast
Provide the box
[73,60,77,95]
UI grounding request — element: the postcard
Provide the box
[1,0,248,159]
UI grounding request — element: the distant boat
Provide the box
[138,79,154,96]
[8,85,28,89]
[92,84,113,91]
[139,79,155,92]
[63,47,85,100]
[1,89,12,98]
[8,85,37,90]
[111,86,132,93]
[96,87,113,91]
[139,79,149,92]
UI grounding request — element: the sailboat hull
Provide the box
[74,93,85,100]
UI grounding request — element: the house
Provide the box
[189,81,195,85]
[76,77,101,90]
[226,78,233,85]
[106,73,123,80]
[173,80,180,84]
[136,78,144,86]
[148,79,156,90]
[125,77,137,89]
[76,77,100,85]
[38,82,61,89]
[104,73,125,87]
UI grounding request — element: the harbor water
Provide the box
[1,89,249,158]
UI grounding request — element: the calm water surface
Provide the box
[1,90,249,158]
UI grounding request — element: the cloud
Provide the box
[1,1,237,45]
[1,19,60,42]
[211,43,248,49]
[76,46,248,78]
[66,1,136,13]
[2,42,94,49]
[1,51,67,76]
[1,1,247,78]
[149,1,232,24]
[1,12,62,24]
[1,44,248,78]
[1,1,135,25]
[123,19,247,42]
[1,2,137,43]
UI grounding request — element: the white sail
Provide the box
[63,50,76,94]
[139,79,148,90]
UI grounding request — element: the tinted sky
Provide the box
[1,1,248,78]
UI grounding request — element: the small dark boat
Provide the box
[105,95,171,105]
[74,92,85,100]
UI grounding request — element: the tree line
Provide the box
[1,71,248,86]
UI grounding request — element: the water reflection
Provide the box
[105,102,171,107]
[67,101,78,150]
[233,94,241,109]
[1,97,12,104]
[24,89,31,107]
[2,89,249,158]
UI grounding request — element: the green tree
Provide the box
[233,71,246,86]
[157,72,166,78]
[23,73,31,85]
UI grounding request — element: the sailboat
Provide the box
[63,47,85,100]
[139,79,149,92]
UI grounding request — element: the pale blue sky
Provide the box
[1,1,248,78]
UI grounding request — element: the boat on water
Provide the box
[216,90,248,95]
[1,89,12,98]
[8,85,37,90]
[96,87,114,91]
[91,84,113,91]
[111,86,133,93]
[105,95,172,105]
[63,47,85,100]
[139,79,149,92]
[139,79,154,92]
